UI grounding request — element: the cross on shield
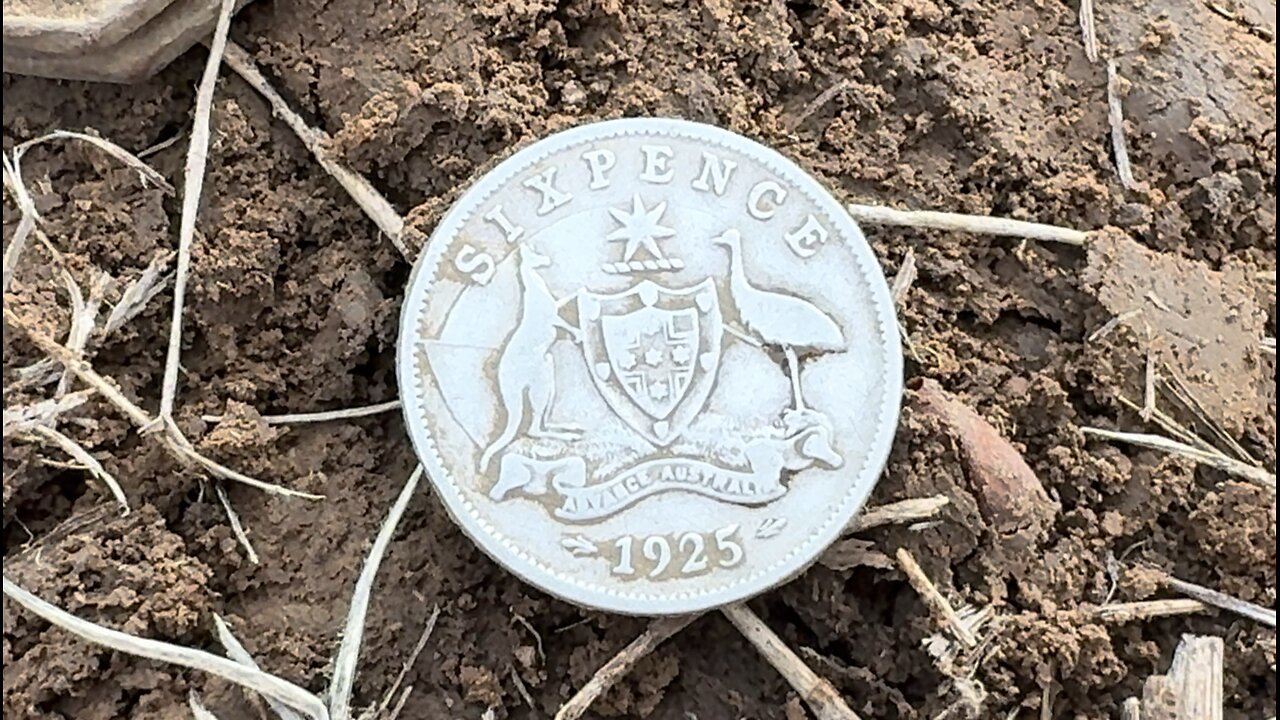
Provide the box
[577,279,722,446]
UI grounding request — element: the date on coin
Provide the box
[398,118,902,614]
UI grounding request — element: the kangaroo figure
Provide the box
[480,247,583,472]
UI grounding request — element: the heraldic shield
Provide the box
[577,279,722,446]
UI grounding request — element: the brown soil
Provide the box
[3,1,1275,719]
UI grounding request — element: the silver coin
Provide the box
[398,118,902,615]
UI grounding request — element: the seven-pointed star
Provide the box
[607,195,676,262]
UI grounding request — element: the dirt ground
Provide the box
[3,0,1276,718]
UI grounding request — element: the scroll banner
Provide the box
[485,412,843,522]
[552,457,786,521]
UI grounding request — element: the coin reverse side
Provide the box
[399,118,902,615]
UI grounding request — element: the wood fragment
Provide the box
[913,380,1055,534]
[1094,599,1210,623]
[160,0,237,426]
[819,537,893,571]
[846,495,950,534]
[554,615,698,720]
[846,204,1088,246]
[203,400,401,425]
[220,42,416,260]
[1079,0,1099,62]
[895,548,978,649]
[721,604,862,720]
[1081,426,1276,492]
[1133,635,1223,720]
[1161,575,1276,627]
[5,306,323,500]
[1107,61,1138,190]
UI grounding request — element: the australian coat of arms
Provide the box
[421,194,846,524]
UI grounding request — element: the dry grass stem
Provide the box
[13,130,173,193]
[1116,395,1218,456]
[1081,426,1275,492]
[1162,575,1276,627]
[792,79,853,130]
[890,247,917,306]
[58,268,111,397]
[104,251,175,335]
[360,604,441,720]
[1159,367,1257,466]
[846,204,1089,246]
[30,425,130,514]
[1079,0,1099,62]
[847,495,950,534]
[384,689,413,720]
[2,155,38,293]
[203,400,402,425]
[2,577,329,719]
[330,466,424,720]
[1107,61,1138,190]
[922,603,995,674]
[215,484,260,564]
[139,132,185,158]
[5,306,323,500]
[1140,344,1157,422]
[1088,308,1143,343]
[554,614,698,720]
[189,692,222,720]
[895,548,978,648]
[1094,598,1210,623]
[213,615,306,720]
[721,603,862,720]
[3,389,93,435]
[4,129,172,292]
[220,42,414,260]
[159,0,237,426]
[509,666,537,709]
[1040,669,1056,720]
[1263,337,1276,355]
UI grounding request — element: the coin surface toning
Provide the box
[399,118,902,614]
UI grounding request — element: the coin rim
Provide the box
[397,117,903,615]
